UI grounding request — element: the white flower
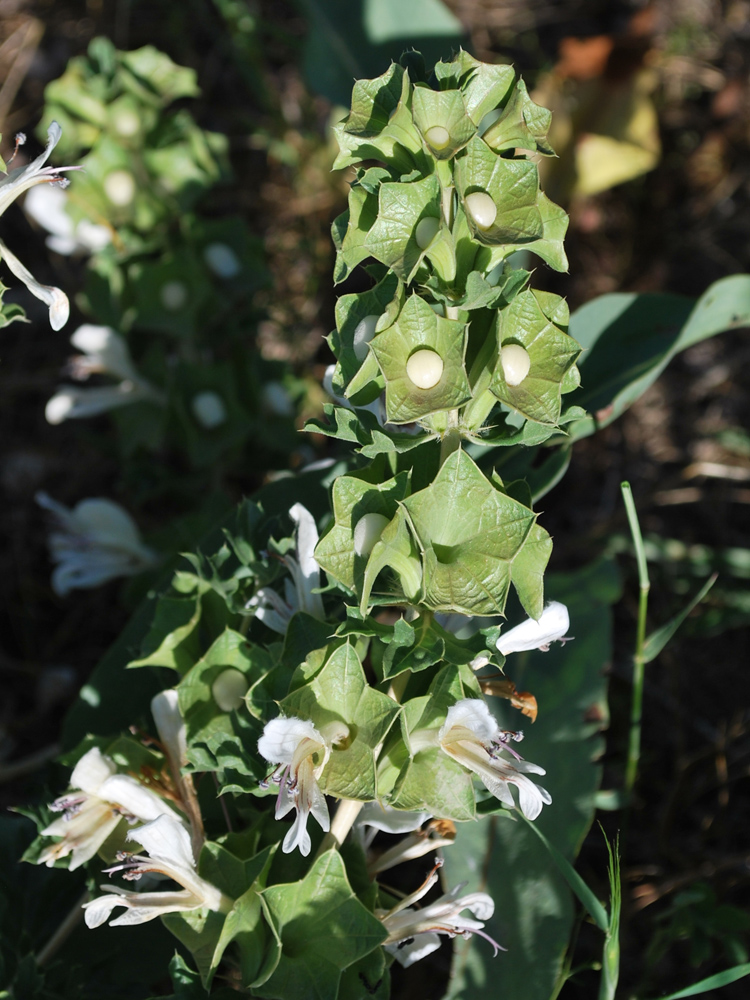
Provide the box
[246,504,325,633]
[24,183,110,256]
[379,861,501,967]
[0,123,80,329]
[36,492,159,595]
[203,242,241,279]
[191,390,227,429]
[258,716,347,856]
[45,325,164,424]
[38,747,177,871]
[496,601,570,656]
[355,804,455,875]
[82,814,230,928]
[438,699,551,821]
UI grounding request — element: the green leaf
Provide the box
[119,46,200,105]
[281,644,400,800]
[332,62,422,172]
[443,557,618,1000]
[489,289,581,427]
[364,174,443,282]
[444,51,515,125]
[642,574,717,664]
[402,449,546,616]
[371,294,470,423]
[643,964,750,1000]
[566,275,750,439]
[483,78,554,155]
[257,850,387,1000]
[411,85,476,159]
[331,272,400,389]
[314,468,411,592]
[334,185,380,284]
[455,136,543,243]
[129,595,202,673]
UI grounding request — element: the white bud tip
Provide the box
[45,392,74,425]
[160,280,188,311]
[103,170,136,207]
[353,512,390,558]
[352,314,381,361]
[415,217,440,250]
[500,344,531,386]
[406,349,443,390]
[191,391,227,429]
[113,109,140,137]
[212,669,248,712]
[465,191,497,230]
[424,125,451,150]
[204,242,241,279]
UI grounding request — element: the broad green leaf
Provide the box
[257,850,387,1000]
[119,46,200,105]
[207,884,281,990]
[332,62,422,172]
[330,272,400,388]
[483,78,554,155]
[360,507,423,613]
[334,185,380,284]
[402,449,544,616]
[566,275,750,439]
[455,136,543,244]
[178,629,272,745]
[411,86,476,159]
[477,191,569,272]
[282,644,400,800]
[489,289,581,427]
[440,50,515,125]
[315,468,411,591]
[443,557,619,1000]
[364,174,443,282]
[371,294,470,423]
[162,910,227,989]
[128,595,202,673]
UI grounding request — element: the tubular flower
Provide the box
[496,601,571,656]
[24,182,110,256]
[438,699,551,821]
[379,862,501,967]
[36,492,159,595]
[246,504,325,633]
[258,716,347,856]
[38,747,177,871]
[82,814,231,928]
[45,325,165,425]
[0,123,80,329]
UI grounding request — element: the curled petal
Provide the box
[496,601,570,656]
[258,717,324,766]
[0,236,68,329]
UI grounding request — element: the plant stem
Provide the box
[315,798,364,858]
[621,482,650,795]
[35,890,89,966]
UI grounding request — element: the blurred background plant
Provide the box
[0,1,749,999]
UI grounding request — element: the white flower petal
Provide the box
[69,746,117,794]
[496,601,570,656]
[288,504,324,619]
[150,689,188,772]
[0,236,69,330]
[127,814,195,870]
[358,803,431,835]
[386,932,442,967]
[258,717,323,765]
[439,698,498,745]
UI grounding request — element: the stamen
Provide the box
[9,133,26,164]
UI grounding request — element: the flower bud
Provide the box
[113,109,140,138]
[204,242,241,279]
[191,391,227,429]
[424,125,450,150]
[465,191,497,230]
[415,217,440,250]
[353,314,381,361]
[353,512,390,557]
[406,349,443,390]
[500,344,531,386]
[211,669,248,712]
[103,170,135,207]
[161,281,188,311]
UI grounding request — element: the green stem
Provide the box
[621,482,650,795]
[35,890,89,966]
